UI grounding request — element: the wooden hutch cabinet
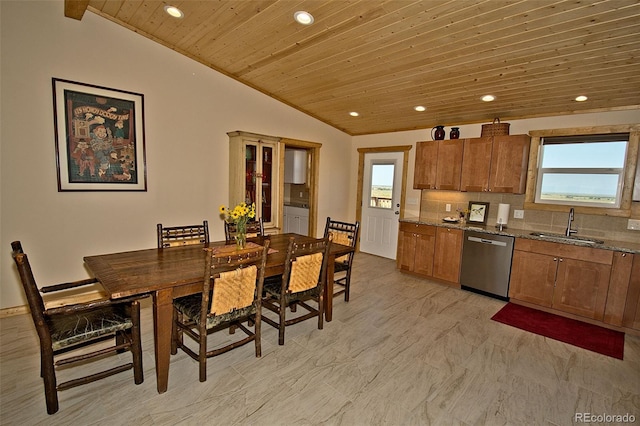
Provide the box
[228,131,281,231]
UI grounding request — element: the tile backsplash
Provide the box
[419,191,639,244]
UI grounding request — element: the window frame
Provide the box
[525,125,640,218]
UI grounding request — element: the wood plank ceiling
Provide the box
[68,0,640,136]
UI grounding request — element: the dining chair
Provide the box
[262,237,330,345]
[323,217,360,301]
[10,241,144,415]
[224,218,265,242]
[157,220,209,248]
[171,241,269,382]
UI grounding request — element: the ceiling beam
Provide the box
[64,0,90,21]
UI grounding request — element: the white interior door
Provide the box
[360,152,402,259]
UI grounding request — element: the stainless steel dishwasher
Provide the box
[460,230,515,300]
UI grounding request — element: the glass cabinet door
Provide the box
[245,145,257,205]
[261,145,273,223]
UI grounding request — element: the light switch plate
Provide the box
[445,204,451,212]
[628,219,640,230]
[513,209,524,219]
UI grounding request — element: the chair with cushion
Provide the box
[224,218,265,242]
[157,220,209,248]
[323,217,360,302]
[262,237,330,345]
[10,241,144,415]
[171,241,269,382]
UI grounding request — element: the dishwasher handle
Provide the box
[467,236,508,247]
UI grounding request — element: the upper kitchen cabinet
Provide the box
[228,131,282,231]
[413,139,463,190]
[284,149,307,184]
[460,134,530,194]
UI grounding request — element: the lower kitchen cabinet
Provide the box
[509,238,612,321]
[432,227,463,283]
[283,205,309,235]
[398,222,462,285]
[622,254,640,330]
[398,222,435,276]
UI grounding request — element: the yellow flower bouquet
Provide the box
[219,202,256,249]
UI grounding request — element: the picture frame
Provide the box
[52,78,147,191]
[467,201,489,225]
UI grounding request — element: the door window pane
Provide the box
[369,163,394,209]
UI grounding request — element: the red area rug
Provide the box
[491,303,624,359]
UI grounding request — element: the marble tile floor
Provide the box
[1,253,639,425]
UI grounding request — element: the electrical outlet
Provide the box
[628,219,640,230]
[513,209,524,219]
[445,204,451,212]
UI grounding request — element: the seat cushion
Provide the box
[174,294,256,329]
[263,279,320,303]
[47,305,132,351]
[334,260,350,273]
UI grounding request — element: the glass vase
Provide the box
[235,221,247,250]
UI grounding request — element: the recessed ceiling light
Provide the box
[575,95,588,102]
[164,5,184,18]
[481,95,495,102]
[349,111,359,117]
[294,11,314,25]
[414,106,426,112]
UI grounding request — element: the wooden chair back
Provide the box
[282,237,330,295]
[200,242,269,326]
[157,220,209,248]
[224,218,264,241]
[323,217,359,262]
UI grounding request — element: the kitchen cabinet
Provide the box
[398,222,435,277]
[284,149,307,184]
[413,140,463,190]
[604,252,634,326]
[398,223,462,285]
[432,227,463,283]
[622,255,640,330]
[228,131,281,230]
[283,205,309,235]
[460,134,530,194]
[509,238,612,321]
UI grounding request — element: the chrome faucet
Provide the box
[565,208,578,236]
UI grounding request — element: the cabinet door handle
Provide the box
[553,257,558,261]
[559,258,563,262]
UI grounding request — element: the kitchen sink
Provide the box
[529,232,604,245]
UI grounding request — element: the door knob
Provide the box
[395,211,400,215]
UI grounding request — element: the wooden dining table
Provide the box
[83,233,353,393]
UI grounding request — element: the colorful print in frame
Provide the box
[53,78,147,191]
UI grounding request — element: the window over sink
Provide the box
[526,124,639,216]
[535,134,628,208]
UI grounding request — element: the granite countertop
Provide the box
[284,202,309,208]
[401,217,640,254]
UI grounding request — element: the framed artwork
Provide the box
[468,201,489,225]
[52,78,147,191]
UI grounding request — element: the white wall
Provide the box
[350,110,640,219]
[0,1,352,309]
